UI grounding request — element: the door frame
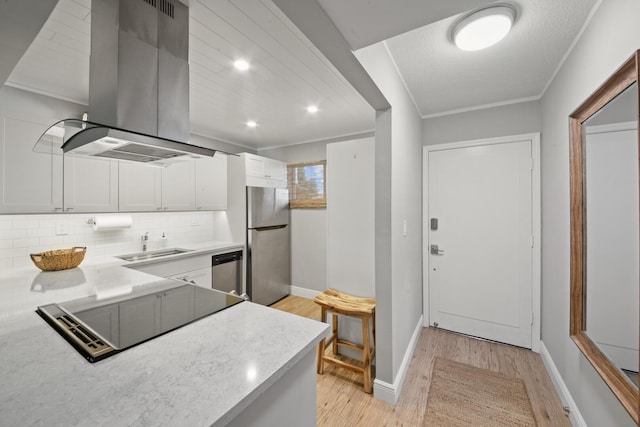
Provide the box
[422,133,541,352]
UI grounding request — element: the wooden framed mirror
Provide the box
[570,50,640,423]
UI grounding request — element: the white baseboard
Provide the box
[540,341,586,427]
[290,286,322,300]
[373,315,424,405]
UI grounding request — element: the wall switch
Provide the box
[55,223,68,235]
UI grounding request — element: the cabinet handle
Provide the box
[65,207,74,211]
[53,207,63,212]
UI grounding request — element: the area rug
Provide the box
[424,357,537,426]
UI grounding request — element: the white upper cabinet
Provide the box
[243,153,287,188]
[195,155,227,210]
[161,160,195,211]
[119,160,199,212]
[0,114,63,213]
[63,156,118,213]
[118,162,162,211]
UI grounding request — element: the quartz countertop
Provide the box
[0,241,244,319]
[0,240,328,426]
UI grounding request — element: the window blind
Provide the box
[287,160,326,208]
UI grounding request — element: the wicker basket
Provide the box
[30,247,86,271]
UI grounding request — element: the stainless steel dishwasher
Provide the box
[211,251,243,294]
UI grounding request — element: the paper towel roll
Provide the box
[91,215,133,231]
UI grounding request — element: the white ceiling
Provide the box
[5,0,600,149]
[5,0,374,150]
[318,0,599,118]
[382,0,598,117]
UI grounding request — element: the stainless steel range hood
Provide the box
[35,0,216,165]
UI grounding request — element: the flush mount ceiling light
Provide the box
[234,59,250,71]
[246,120,257,128]
[306,105,319,114]
[452,4,516,51]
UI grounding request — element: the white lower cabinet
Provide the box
[130,254,213,289]
[119,294,160,348]
[160,285,196,331]
[169,266,212,289]
[78,285,199,349]
[75,304,120,346]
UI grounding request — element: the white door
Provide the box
[427,139,534,348]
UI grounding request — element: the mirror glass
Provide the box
[583,82,639,389]
[570,50,640,424]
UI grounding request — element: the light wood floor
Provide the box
[272,295,570,427]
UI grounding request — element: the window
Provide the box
[287,160,326,208]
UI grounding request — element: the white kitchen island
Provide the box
[0,245,328,427]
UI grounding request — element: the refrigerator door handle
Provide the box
[252,224,287,231]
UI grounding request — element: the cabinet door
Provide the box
[244,153,287,188]
[128,254,212,278]
[195,155,227,210]
[161,160,195,211]
[170,266,212,289]
[64,156,118,212]
[75,304,120,347]
[119,294,160,348]
[265,158,287,188]
[118,162,162,211]
[160,285,195,332]
[0,115,63,213]
[244,153,266,178]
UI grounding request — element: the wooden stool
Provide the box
[314,288,376,393]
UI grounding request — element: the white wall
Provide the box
[540,0,640,425]
[326,137,375,296]
[355,43,423,389]
[422,100,541,146]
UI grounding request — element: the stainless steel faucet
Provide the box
[141,232,149,251]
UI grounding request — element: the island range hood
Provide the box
[36,0,217,166]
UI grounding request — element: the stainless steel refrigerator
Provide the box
[246,186,290,305]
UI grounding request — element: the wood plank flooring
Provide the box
[271,295,570,426]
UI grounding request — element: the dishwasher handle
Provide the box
[212,250,243,266]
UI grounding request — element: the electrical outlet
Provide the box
[191,218,200,226]
[55,223,68,235]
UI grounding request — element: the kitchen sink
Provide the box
[115,248,193,262]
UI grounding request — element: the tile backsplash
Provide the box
[0,211,232,269]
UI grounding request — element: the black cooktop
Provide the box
[36,280,244,362]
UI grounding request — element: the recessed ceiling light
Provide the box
[452,4,516,51]
[234,59,250,71]
[306,105,319,114]
[246,120,257,128]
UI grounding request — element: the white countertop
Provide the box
[0,241,328,426]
